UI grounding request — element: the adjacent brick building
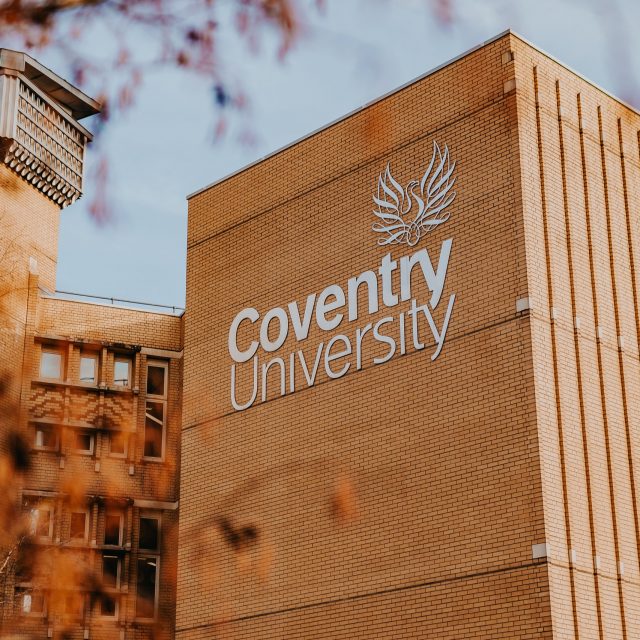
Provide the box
[0,50,183,639]
[176,30,640,640]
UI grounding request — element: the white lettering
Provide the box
[230,357,258,411]
[229,308,260,363]
[379,253,399,308]
[324,335,351,379]
[261,357,286,402]
[407,299,425,351]
[260,307,289,352]
[400,238,452,308]
[355,323,372,370]
[420,293,456,361]
[288,294,316,341]
[298,344,324,387]
[347,271,378,321]
[227,241,456,411]
[316,285,345,331]
[372,317,396,364]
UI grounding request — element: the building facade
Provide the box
[0,50,183,639]
[176,30,640,640]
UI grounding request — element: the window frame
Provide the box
[16,588,46,617]
[101,553,121,589]
[79,351,99,385]
[69,509,90,542]
[113,356,132,389]
[138,513,161,552]
[143,401,166,461]
[103,511,124,547]
[146,361,168,398]
[98,548,122,620]
[107,431,128,458]
[26,500,54,541]
[135,556,160,621]
[143,360,168,462]
[71,430,95,456]
[39,346,64,381]
[97,592,119,620]
[34,424,59,452]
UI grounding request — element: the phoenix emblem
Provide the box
[372,142,456,246]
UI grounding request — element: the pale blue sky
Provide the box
[33,0,640,307]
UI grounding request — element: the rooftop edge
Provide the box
[187,28,640,201]
[0,48,101,119]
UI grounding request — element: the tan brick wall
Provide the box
[513,36,640,640]
[177,32,552,639]
[0,163,60,422]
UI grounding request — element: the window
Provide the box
[72,431,94,455]
[79,353,98,384]
[144,402,165,459]
[70,511,88,541]
[14,552,34,582]
[113,358,132,388]
[100,553,120,618]
[144,361,168,460]
[17,589,45,616]
[104,512,123,546]
[146,363,167,397]
[102,554,120,588]
[139,515,160,551]
[34,425,59,451]
[136,557,158,619]
[40,348,63,380]
[100,594,118,618]
[25,499,53,539]
[108,431,127,458]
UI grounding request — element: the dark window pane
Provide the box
[15,553,33,581]
[74,431,93,452]
[100,594,117,617]
[136,558,157,619]
[146,365,165,396]
[35,427,57,450]
[70,512,87,539]
[104,514,121,545]
[102,555,119,588]
[139,517,159,550]
[144,402,164,458]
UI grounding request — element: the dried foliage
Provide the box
[1,0,637,222]
[0,353,359,637]
[0,397,177,637]
[0,0,306,128]
[1,0,638,129]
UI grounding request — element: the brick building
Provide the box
[4,29,640,640]
[0,50,183,638]
[176,30,640,640]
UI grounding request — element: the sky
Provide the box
[30,0,640,308]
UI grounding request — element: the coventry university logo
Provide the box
[372,141,456,246]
